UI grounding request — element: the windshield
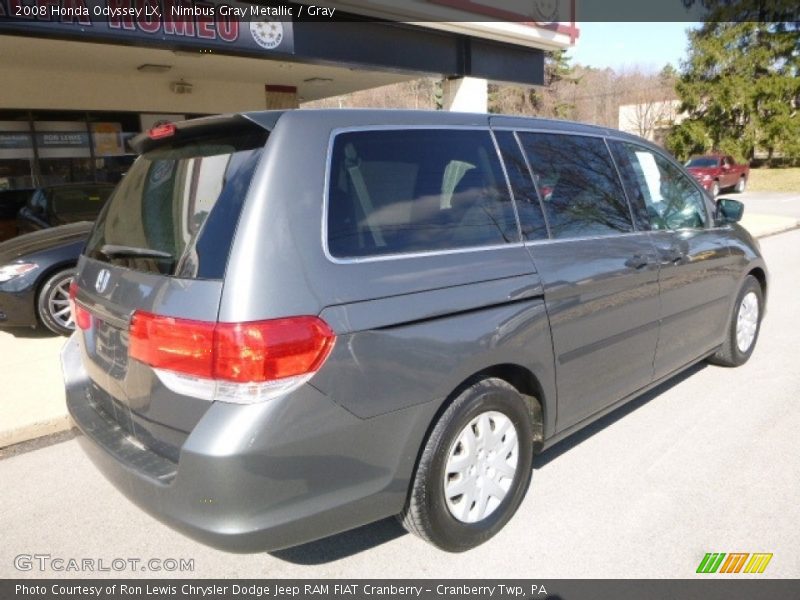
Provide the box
[85,126,267,279]
[685,157,719,168]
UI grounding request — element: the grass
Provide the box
[747,168,800,193]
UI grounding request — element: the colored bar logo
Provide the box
[697,552,773,574]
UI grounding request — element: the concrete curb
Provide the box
[1,220,799,452]
[0,415,74,450]
[754,222,800,239]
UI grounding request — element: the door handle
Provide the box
[661,251,685,265]
[626,254,655,270]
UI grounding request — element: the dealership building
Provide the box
[0,0,576,190]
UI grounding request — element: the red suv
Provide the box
[685,154,749,197]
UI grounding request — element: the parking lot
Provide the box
[0,226,797,578]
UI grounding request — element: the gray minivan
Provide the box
[63,110,767,553]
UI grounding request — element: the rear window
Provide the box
[85,125,267,279]
[326,129,519,259]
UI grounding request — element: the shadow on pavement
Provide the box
[269,517,407,564]
[534,361,708,468]
[3,327,60,339]
[268,361,712,565]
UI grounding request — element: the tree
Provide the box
[667,4,800,163]
[535,48,579,118]
[489,49,577,116]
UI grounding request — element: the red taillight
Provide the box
[68,280,92,330]
[129,312,335,383]
[214,317,336,382]
[130,313,215,377]
[148,123,176,139]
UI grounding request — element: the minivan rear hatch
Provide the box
[72,115,269,462]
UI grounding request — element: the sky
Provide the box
[566,22,701,73]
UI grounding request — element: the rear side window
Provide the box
[326,129,519,259]
[86,125,267,279]
[517,133,633,239]
[493,131,548,241]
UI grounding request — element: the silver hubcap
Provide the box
[443,411,519,524]
[48,277,75,330]
[736,291,758,353]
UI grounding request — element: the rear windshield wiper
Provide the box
[99,244,174,260]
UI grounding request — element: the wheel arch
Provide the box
[748,266,767,297]
[426,363,547,456]
[34,261,77,322]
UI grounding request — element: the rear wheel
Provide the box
[37,268,76,336]
[735,176,747,193]
[709,275,763,367]
[400,378,534,552]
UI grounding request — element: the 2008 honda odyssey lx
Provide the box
[63,110,767,553]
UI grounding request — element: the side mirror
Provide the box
[716,197,744,224]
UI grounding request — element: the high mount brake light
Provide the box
[148,123,176,139]
[129,312,336,403]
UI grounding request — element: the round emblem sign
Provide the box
[250,20,284,50]
[533,0,558,21]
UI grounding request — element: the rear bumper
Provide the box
[62,335,435,552]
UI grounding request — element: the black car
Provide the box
[0,188,35,242]
[0,222,91,335]
[16,183,114,235]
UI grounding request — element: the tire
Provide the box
[710,181,720,198]
[709,275,763,367]
[735,176,747,193]
[37,268,76,336]
[400,378,534,552]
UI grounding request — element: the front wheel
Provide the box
[709,275,763,367]
[400,378,534,552]
[37,268,76,336]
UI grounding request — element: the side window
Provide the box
[517,132,633,239]
[493,131,548,241]
[611,142,707,231]
[327,129,519,258]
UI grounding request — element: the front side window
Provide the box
[327,129,518,258]
[612,142,707,231]
[517,133,634,239]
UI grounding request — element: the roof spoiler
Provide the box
[130,112,281,155]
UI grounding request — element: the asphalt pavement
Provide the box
[737,191,800,220]
[1,228,798,579]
